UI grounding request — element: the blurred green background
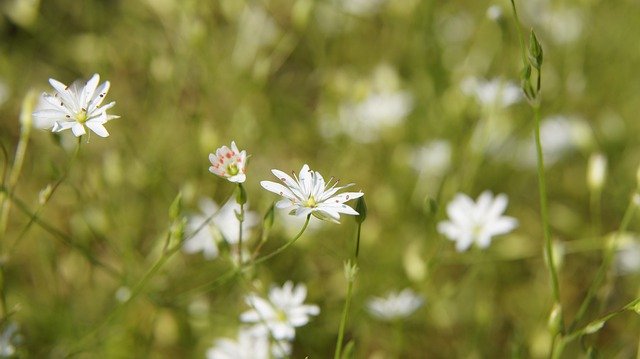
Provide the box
[2,0,640,357]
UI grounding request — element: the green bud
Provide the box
[583,319,605,335]
[547,303,564,335]
[235,183,247,205]
[19,89,37,134]
[521,78,536,102]
[263,203,275,232]
[169,192,182,220]
[520,64,532,82]
[341,340,356,359]
[38,184,54,205]
[528,30,543,70]
[354,196,367,224]
[423,197,438,217]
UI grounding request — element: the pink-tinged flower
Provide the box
[260,164,363,223]
[437,191,518,251]
[33,73,118,137]
[209,141,248,183]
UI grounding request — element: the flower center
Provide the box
[75,108,88,124]
[304,196,317,208]
[226,163,239,176]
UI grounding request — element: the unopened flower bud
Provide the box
[583,319,605,335]
[20,90,37,133]
[263,203,275,232]
[38,184,54,205]
[548,303,564,335]
[169,192,182,221]
[528,30,543,70]
[235,183,247,205]
[587,153,607,191]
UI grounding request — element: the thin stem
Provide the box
[334,221,363,359]
[509,0,527,65]
[334,279,354,359]
[251,215,310,267]
[533,104,561,304]
[569,197,637,331]
[237,201,244,264]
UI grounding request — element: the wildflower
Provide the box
[367,288,424,321]
[240,281,320,340]
[209,141,248,183]
[33,73,118,137]
[206,328,270,359]
[0,322,20,357]
[260,164,363,223]
[587,153,607,191]
[182,197,259,260]
[461,77,521,108]
[437,191,518,252]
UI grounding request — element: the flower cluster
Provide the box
[207,281,319,358]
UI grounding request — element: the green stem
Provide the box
[251,215,310,267]
[509,0,527,65]
[237,202,244,264]
[569,197,637,331]
[334,279,354,359]
[533,104,561,304]
[334,221,363,359]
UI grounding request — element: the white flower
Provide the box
[0,322,20,357]
[240,281,320,340]
[341,0,387,16]
[182,197,259,260]
[209,141,248,183]
[410,140,452,177]
[461,77,522,109]
[437,191,518,252]
[260,164,363,223]
[587,153,607,191]
[367,288,424,321]
[206,328,270,359]
[33,73,118,137]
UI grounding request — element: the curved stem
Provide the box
[251,215,310,267]
[334,279,354,359]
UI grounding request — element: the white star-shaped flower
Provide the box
[437,191,518,251]
[33,73,118,137]
[260,164,363,223]
[206,327,270,359]
[209,141,248,183]
[240,281,320,341]
[367,288,424,321]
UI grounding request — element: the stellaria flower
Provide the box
[461,77,522,109]
[33,73,118,137]
[437,191,518,252]
[367,288,424,321]
[182,197,258,260]
[240,281,320,340]
[209,141,248,183]
[206,328,269,359]
[260,164,363,223]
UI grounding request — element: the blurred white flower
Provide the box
[461,77,522,109]
[33,73,118,137]
[206,328,269,359]
[241,281,320,340]
[615,234,640,275]
[321,65,413,143]
[341,0,386,16]
[437,191,518,252]
[587,153,607,191]
[0,322,20,357]
[518,115,593,168]
[486,5,503,21]
[410,140,452,177]
[232,5,280,70]
[541,7,583,44]
[261,164,363,223]
[209,141,248,183]
[367,288,424,321]
[182,197,259,260]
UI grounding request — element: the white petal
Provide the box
[81,74,100,106]
[326,191,363,204]
[86,121,109,137]
[261,181,296,200]
[71,123,86,137]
